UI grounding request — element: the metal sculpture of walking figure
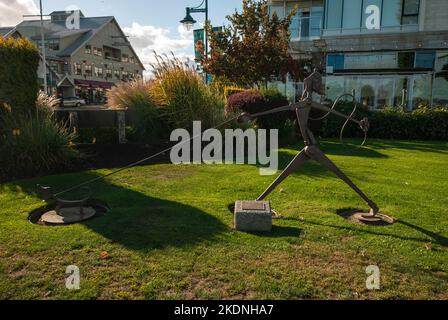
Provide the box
[238,69,393,224]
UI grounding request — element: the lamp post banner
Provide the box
[193,28,205,60]
[194,27,222,60]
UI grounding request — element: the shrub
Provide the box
[0,37,40,117]
[319,104,448,141]
[0,103,77,179]
[224,86,249,99]
[106,79,168,140]
[150,53,227,132]
[259,88,291,130]
[77,128,119,144]
[227,89,292,130]
[226,90,263,115]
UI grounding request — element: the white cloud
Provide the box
[0,0,38,27]
[123,22,195,78]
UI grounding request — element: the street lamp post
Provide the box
[180,0,209,84]
[39,0,48,94]
[25,2,49,94]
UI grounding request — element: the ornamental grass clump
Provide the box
[0,101,77,179]
[150,53,227,133]
[107,79,167,139]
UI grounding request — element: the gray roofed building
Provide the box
[0,27,14,36]
[0,27,22,38]
[12,10,145,102]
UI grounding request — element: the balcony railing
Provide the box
[323,24,419,36]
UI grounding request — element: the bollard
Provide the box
[117,110,127,144]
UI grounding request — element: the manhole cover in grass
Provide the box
[339,209,395,226]
[29,201,109,226]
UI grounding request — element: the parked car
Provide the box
[60,97,86,108]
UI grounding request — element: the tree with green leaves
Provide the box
[202,0,304,87]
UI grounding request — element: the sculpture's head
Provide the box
[302,69,325,99]
[310,69,325,96]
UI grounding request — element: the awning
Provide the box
[74,79,114,89]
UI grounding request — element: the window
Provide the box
[327,54,345,70]
[46,39,59,51]
[94,67,103,77]
[345,53,397,69]
[382,0,403,28]
[106,69,112,78]
[377,78,395,107]
[411,73,432,108]
[122,71,129,80]
[85,65,92,76]
[402,0,420,25]
[269,5,285,19]
[85,45,92,54]
[122,54,129,63]
[74,63,82,76]
[415,52,435,69]
[325,76,345,100]
[114,70,120,79]
[287,3,300,38]
[130,56,135,64]
[433,52,448,105]
[342,0,362,29]
[97,48,103,57]
[309,8,323,37]
[325,0,343,29]
[398,52,415,69]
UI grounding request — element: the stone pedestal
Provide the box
[234,200,272,232]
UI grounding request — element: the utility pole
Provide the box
[40,0,48,94]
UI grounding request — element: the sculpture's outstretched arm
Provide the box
[238,101,308,122]
[310,102,362,126]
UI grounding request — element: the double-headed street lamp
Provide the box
[180,0,209,83]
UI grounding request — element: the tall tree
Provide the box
[202,0,304,87]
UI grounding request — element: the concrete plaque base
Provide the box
[234,200,272,232]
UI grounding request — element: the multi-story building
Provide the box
[268,0,448,109]
[10,10,145,103]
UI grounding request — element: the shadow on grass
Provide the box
[271,141,385,180]
[20,172,228,252]
[289,215,448,247]
[245,226,302,238]
[366,140,448,154]
[318,140,388,158]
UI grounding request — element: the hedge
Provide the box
[0,37,40,116]
[227,89,448,141]
[320,105,448,141]
[227,89,292,130]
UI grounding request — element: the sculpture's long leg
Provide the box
[257,149,310,201]
[306,146,379,214]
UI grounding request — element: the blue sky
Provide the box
[34,0,242,30]
[0,0,243,73]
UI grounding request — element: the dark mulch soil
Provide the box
[0,141,174,184]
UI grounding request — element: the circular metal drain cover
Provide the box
[341,210,395,226]
[29,201,109,226]
[41,207,96,225]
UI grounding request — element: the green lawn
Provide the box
[0,139,447,300]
